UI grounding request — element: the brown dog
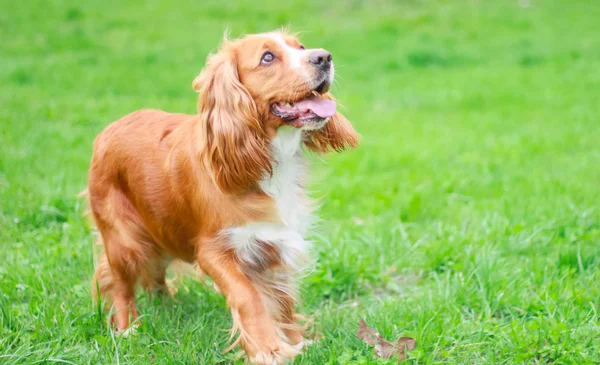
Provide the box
[88,30,358,364]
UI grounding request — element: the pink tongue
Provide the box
[294,95,336,118]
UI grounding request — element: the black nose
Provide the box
[309,50,332,69]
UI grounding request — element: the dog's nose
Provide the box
[309,50,332,69]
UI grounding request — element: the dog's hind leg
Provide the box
[92,229,143,331]
[140,256,174,296]
[91,189,158,332]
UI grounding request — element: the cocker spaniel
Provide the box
[88,30,358,364]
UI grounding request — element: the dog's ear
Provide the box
[304,93,359,153]
[193,43,272,192]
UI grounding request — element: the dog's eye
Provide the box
[261,51,275,64]
[299,45,305,50]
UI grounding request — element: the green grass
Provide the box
[2,0,600,363]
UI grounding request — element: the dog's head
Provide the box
[193,31,358,191]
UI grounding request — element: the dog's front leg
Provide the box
[196,242,298,364]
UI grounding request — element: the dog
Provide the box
[88,30,358,364]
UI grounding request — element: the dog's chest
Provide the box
[227,128,312,270]
[259,128,310,233]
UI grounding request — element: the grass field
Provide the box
[2,0,600,364]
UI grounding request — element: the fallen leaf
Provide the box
[374,334,397,359]
[397,336,417,362]
[397,336,416,351]
[357,320,417,362]
[356,319,378,346]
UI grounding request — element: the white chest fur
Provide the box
[260,128,311,233]
[226,128,312,271]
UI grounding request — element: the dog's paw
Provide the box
[290,338,313,352]
[249,343,299,365]
[115,323,140,338]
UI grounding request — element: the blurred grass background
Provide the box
[1,0,600,364]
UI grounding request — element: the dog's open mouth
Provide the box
[271,92,336,127]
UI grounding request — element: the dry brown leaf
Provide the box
[356,319,378,346]
[397,336,417,362]
[357,320,417,362]
[397,336,417,351]
[374,334,397,359]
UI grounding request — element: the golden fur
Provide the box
[88,30,358,364]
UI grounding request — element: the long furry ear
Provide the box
[193,44,272,192]
[304,93,359,153]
